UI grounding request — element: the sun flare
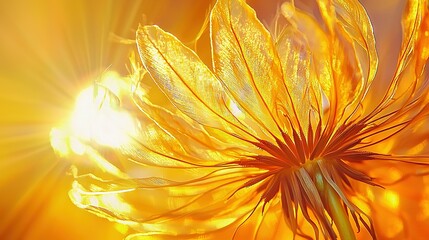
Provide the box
[51,72,139,154]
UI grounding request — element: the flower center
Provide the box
[230,131,376,239]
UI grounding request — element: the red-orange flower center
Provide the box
[227,120,380,239]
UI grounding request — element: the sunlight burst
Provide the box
[50,71,139,163]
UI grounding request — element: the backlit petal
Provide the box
[211,0,286,138]
[276,4,329,130]
[334,0,378,83]
[70,160,264,237]
[316,0,378,125]
[136,25,251,139]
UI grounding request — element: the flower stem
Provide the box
[325,180,356,240]
[314,170,356,240]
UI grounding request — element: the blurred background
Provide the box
[0,0,411,239]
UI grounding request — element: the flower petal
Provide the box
[333,0,378,83]
[136,25,252,139]
[355,1,429,154]
[127,97,255,169]
[386,0,429,103]
[71,163,264,237]
[276,4,330,130]
[211,0,286,138]
[316,0,378,125]
[397,0,429,76]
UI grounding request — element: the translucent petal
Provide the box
[211,0,286,138]
[364,0,428,119]
[316,0,378,125]
[125,200,297,240]
[397,0,428,75]
[391,0,429,97]
[136,25,251,139]
[354,2,429,156]
[334,0,378,83]
[132,96,255,165]
[70,167,264,237]
[276,4,330,129]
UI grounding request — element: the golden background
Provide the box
[0,0,408,239]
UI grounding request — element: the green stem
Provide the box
[314,170,356,240]
[325,181,356,240]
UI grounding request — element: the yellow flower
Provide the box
[53,0,429,239]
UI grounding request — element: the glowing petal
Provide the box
[334,0,378,83]
[380,0,429,105]
[315,0,378,125]
[136,25,246,137]
[70,168,264,237]
[276,4,329,129]
[211,0,285,137]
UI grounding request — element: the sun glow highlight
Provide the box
[50,71,139,159]
[50,128,71,157]
[70,83,136,148]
